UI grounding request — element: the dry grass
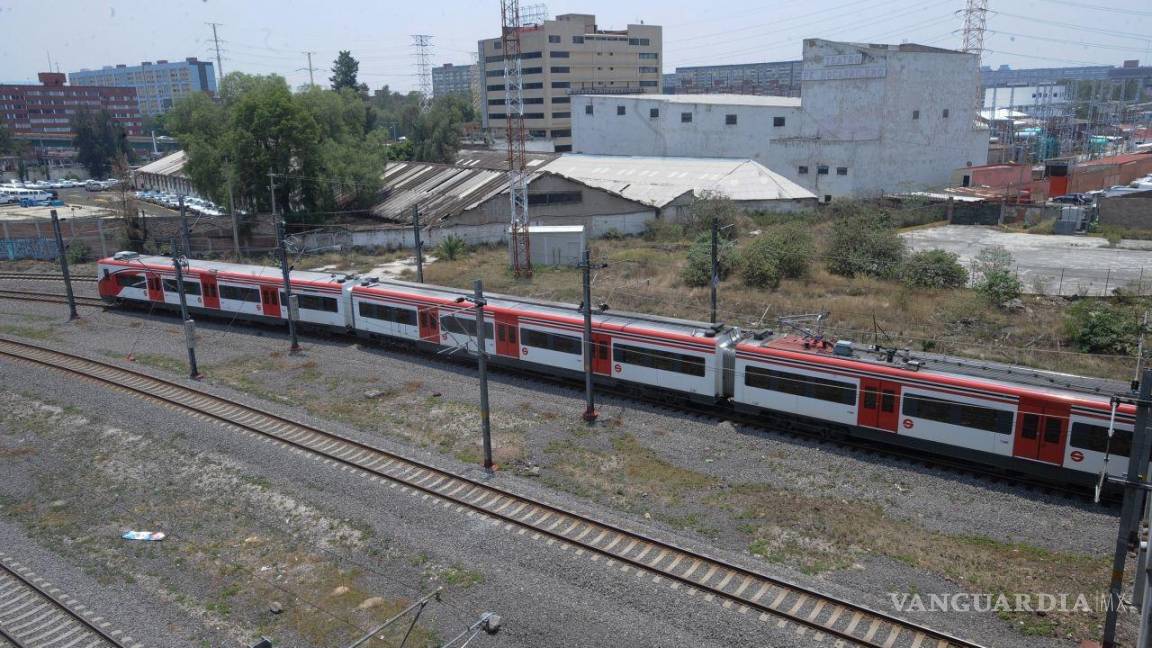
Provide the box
[421,234,1136,380]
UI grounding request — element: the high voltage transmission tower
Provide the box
[411,34,434,113]
[960,0,989,58]
[206,22,225,84]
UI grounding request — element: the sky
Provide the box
[0,0,1150,92]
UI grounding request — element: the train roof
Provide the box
[741,334,1132,402]
[102,254,353,286]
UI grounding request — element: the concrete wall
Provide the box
[1098,194,1152,229]
[572,39,990,198]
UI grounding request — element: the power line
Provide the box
[1030,0,1152,17]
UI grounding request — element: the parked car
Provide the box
[0,194,18,205]
[1050,193,1090,205]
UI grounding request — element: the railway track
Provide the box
[0,551,133,648]
[0,336,987,648]
[0,272,97,283]
[0,290,105,308]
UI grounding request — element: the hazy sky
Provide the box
[1,0,1150,91]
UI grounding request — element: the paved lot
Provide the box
[902,225,1152,296]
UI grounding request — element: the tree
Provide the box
[0,124,12,154]
[825,202,905,278]
[740,237,782,289]
[409,95,474,163]
[683,191,742,239]
[900,249,968,289]
[972,245,1022,307]
[682,234,736,287]
[330,51,365,92]
[72,108,131,178]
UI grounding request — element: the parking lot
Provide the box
[902,224,1152,296]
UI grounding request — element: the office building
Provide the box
[669,60,804,96]
[70,58,217,116]
[432,63,475,98]
[0,72,142,137]
[573,39,990,199]
[479,13,662,152]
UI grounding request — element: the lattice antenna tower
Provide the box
[501,0,532,277]
[960,0,989,58]
[470,52,483,118]
[412,34,434,112]
[520,3,549,26]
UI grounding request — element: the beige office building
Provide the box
[479,13,662,152]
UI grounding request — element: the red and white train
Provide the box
[98,252,1138,488]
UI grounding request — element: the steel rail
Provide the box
[0,336,987,648]
[0,554,130,648]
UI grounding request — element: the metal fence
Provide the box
[0,237,57,261]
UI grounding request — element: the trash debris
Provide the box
[121,531,165,541]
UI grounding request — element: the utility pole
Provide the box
[578,248,607,423]
[459,281,493,473]
[299,51,318,88]
[172,257,201,379]
[412,204,424,283]
[226,169,240,258]
[1103,368,1152,648]
[206,22,224,84]
[276,220,301,354]
[710,215,719,325]
[178,194,190,256]
[49,210,78,321]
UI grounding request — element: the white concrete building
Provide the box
[572,39,990,200]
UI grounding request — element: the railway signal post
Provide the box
[49,210,78,321]
[578,248,607,423]
[171,256,201,379]
[458,280,493,473]
[1103,367,1152,648]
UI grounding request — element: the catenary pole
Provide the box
[178,194,190,256]
[578,248,607,423]
[475,280,492,472]
[227,169,240,258]
[172,256,200,379]
[276,220,301,354]
[413,204,424,283]
[710,214,719,325]
[1103,367,1152,647]
[49,209,78,320]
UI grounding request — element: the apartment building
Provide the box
[70,58,216,116]
[432,63,475,98]
[0,72,142,137]
[479,13,662,152]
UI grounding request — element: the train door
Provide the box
[145,272,164,302]
[494,314,520,358]
[858,378,901,432]
[417,305,440,342]
[259,285,281,318]
[200,273,220,310]
[1013,399,1069,464]
[591,333,612,375]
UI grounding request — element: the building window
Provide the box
[524,112,545,119]
[824,195,832,203]
[639,66,659,73]
[552,81,570,88]
[493,41,502,49]
[551,66,570,73]
[912,110,920,120]
[798,165,809,174]
[639,80,658,87]
[548,35,561,43]
[725,114,737,125]
[523,97,544,104]
[639,38,650,46]
[523,82,544,89]
[527,190,581,205]
[552,128,571,137]
[528,129,547,137]
[522,67,543,75]
[649,108,659,118]
[572,35,584,44]
[639,52,658,60]
[553,96,570,104]
[555,144,573,152]
[552,111,571,118]
[943,108,950,118]
[617,105,626,116]
[817,165,829,175]
[773,116,785,127]
[551,51,570,58]
[681,112,692,123]
[836,167,848,176]
[585,104,594,115]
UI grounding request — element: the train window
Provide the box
[163,278,201,295]
[903,394,1014,434]
[881,390,895,413]
[440,315,493,340]
[497,325,507,342]
[863,390,877,409]
[743,367,856,405]
[116,274,146,289]
[359,302,417,326]
[1021,415,1039,440]
[598,341,607,360]
[522,328,582,355]
[290,293,338,313]
[614,343,706,377]
[1070,422,1132,457]
[219,284,260,302]
[508,327,517,344]
[1043,418,1062,444]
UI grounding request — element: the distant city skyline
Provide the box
[1,0,1149,93]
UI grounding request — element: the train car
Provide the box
[97,252,355,330]
[351,277,738,401]
[732,334,1137,486]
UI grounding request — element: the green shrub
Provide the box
[681,234,736,287]
[740,238,782,289]
[824,204,905,278]
[65,240,92,265]
[436,235,468,261]
[683,191,744,238]
[752,223,814,279]
[1062,300,1141,354]
[900,249,968,289]
[972,245,1022,307]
